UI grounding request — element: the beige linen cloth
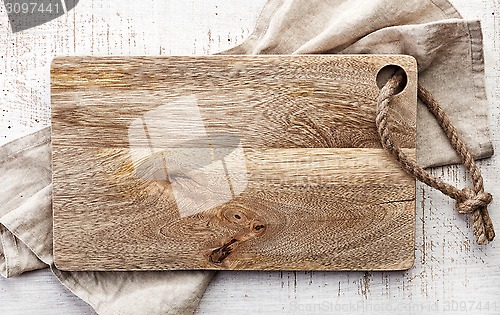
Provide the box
[0,0,494,314]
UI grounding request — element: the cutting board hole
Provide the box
[376,65,408,95]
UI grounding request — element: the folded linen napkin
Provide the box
[0,0,493,314]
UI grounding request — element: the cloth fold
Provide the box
[224,0,493,167]
[0,0,494,314]
[0,127,214,315]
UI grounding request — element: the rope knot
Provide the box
[456,188,492,214]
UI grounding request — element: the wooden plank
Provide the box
[51,55,417,271]
[2,1,499,313]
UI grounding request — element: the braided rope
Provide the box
[376,69,494,245]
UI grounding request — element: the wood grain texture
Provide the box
[51,55,417,271]
[1,1,498,314]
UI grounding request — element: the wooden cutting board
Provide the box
[51,55,417,271]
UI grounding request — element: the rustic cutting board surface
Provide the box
[51,55,417,271]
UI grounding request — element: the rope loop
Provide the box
[376,69,494,245]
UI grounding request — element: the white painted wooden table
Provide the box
[0,1,499,314]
